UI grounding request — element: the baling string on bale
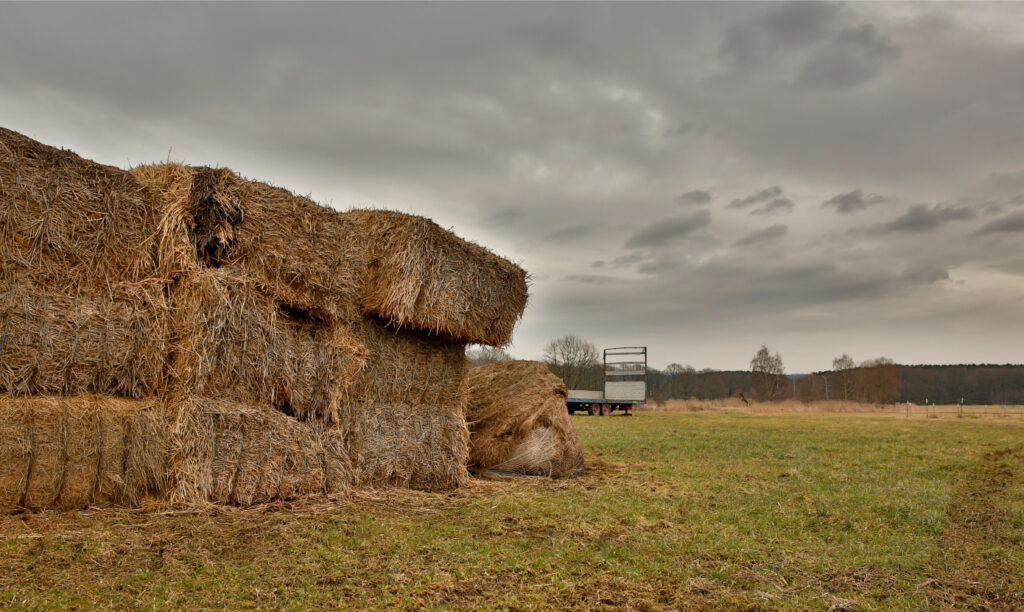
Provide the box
[51,408,69,508]
[27,294,47,395]
[210,413,220,495]
[90,415,103,504]
[18,419,34,507]
[227,431,246,503]
[275,448,289,499]
[63,291,82,394]
[31,192,50,263]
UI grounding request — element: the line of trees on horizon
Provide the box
[468,337,1024,405]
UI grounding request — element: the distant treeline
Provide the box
[647,364,1024,404]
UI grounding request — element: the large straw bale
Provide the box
[167,396,352,506]
[0,395,167,510]
[347,210,528,346]
[343,315,466,405]
[132,163,366,319]
[339,399,469,492]
[0,128,160,288]
[337,316,470,491]
[168,268,366,422]
[0,275,170,398]
[465,360,584,478]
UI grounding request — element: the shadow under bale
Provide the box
[465,360,584,478]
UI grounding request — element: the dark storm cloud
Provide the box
[822,189,888,213]
[794,23,903,91]
[728,186,783,210]
[624,210,711,249]
[860,203,976,235]
[976,212,1024,235]
[733,224,787,247]
[749,197,795,216]
[676,189,713,206]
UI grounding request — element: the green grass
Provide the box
[2,412,1022,610]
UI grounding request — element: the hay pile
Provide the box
[0,129,529,510]
[465,361,584,478]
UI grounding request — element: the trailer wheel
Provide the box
[601,404,611,416]
[587,404,599,416]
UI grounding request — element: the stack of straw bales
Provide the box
[465,361,584,478]
[0,127,528,510]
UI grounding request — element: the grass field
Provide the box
[2,412,1022,610]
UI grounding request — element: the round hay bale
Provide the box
[465,360,584,478]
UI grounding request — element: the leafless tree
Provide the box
[542,335,599,390]
[832,353,856,401]
[466,346,513,367]
[750,345,785,400]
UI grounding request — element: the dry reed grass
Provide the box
[651,398,893,413]
[348,210,527,346]
[465,360,584,478]
[0,394,166,510]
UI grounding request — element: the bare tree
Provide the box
[859,357,901,404]
[542,335,599,390]
[832,354,856,401]
[466,346,513,367]
[750,345,785,400]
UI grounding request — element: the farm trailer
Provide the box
[567,347,647,416]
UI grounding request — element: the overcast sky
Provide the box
[3,2,1023,371]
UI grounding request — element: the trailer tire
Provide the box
[601,405,611,416]
[587,404,599,416]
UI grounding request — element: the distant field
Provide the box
[2,412,1022,610]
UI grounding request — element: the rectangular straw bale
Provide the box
[168,268,367,422]
[346,209,528,346]
[338,398,470,492]
[0,128,161,288]
[167,397,352,506]
[0,275,170,398]
[132,163,366,319]
[342,315,467,406]
[0,395,167,510]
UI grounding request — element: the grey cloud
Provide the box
[733,224,788,247]
[750,197,795,216]
[544,223,601,241]
[795,23,902,91]
[611,252,653,267]
[624,210,711,249]
[976,212,1024,235]
[591,260,606,268]
[637,258,683,275]
[862,203,975,234]
[489,208,524,222]
[564,274,613,284]
[901,263,949,285]
[719,1,842,70]
[676,189,713,206]
[728,186,783,210]
[822,189,888,213]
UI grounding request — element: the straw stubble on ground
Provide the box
[2,411,1021,610]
